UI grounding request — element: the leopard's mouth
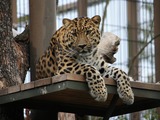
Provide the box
[78,47,92,54]
[72,48,92,57]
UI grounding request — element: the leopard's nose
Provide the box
[78,44,86,49]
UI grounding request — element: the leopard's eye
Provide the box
[86,30,91,35]
[71,29,77,36]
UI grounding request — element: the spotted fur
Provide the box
[36,15,134,104]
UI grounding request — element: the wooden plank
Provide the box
[8,85,20,94]
[133,87,160,99]
[0,80,69,104]
[52,74,85,83]
[21,81,35,91]
[0,74,160,117]
[51,74,160,92]
[35,77,52,87]
[0,74,160,100]
[103,95,119,120]
[0,88,8,96]
[131,81,160,91]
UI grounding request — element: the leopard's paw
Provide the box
[117,85,134,105]
[90,87,108,102]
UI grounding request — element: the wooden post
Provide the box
[154,0,160,83]
[127,0,138,80]
[127,1,140,120]
[77,0,87,17]
[11,0,18,29]
[29,0,57,119]
[154,0,160,118]
[29,0,56,81]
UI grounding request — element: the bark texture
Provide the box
[0,0,29,88]
[0,0,30,119]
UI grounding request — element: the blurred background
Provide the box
[11,0,160,119]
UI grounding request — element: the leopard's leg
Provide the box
[90,34,134,104]
[58,62,107,102]
[88,54,134,104]
[101,65,134,105]
[84,65,107,102]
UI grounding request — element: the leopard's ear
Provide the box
[91,15,101,25]
[63,18,71,27]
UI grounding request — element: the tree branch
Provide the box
[14,26,30,82]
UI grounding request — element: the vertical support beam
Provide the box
[127,0,138,80]
[154,0,160,118]
[29,0,56,81]
[29,1,57,119]
[103,95,119,120]
[154,0,160,82]
[77,0,87,17]
[11,0,18,29]
[127,1,140,120]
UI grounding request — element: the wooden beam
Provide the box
[103,95,119,120]
[0,74,160,118]
[127,0,139,79]
[57,0,99,14]
[29,1,57,119]
[154,0,160,118]
[154,0,160,84]
[29,0,56,81]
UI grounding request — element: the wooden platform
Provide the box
[0,74,160,117]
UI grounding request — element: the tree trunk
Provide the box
[0,0,30,119]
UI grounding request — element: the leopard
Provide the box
[35,15,134,105]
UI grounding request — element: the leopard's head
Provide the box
[60,15,101,56]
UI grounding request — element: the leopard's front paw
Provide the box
[118,88,134,105]
[90,87,108,102]
[117,79,134,105]
[98,32,120,64]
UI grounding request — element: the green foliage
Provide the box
[117,115,128,120]
[90,116,103,120]
[143,109,159,120]
[18,15,29,23]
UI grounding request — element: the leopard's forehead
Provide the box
[70,17,95,30]
[73,16,89,22]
